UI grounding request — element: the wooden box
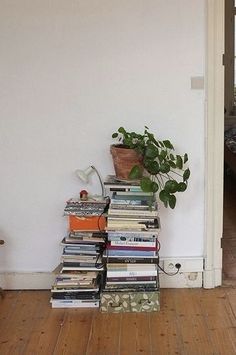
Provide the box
[100,291,160,313]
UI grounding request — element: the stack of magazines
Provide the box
[50,199,107,308]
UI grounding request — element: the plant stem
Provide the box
[169,170,183,178]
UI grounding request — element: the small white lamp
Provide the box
[75,165,105,198]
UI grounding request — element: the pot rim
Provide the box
[110,143,131,149]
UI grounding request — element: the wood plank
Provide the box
[226,288,236,317]
[120,312,151,354]
[199,288,236,354]
[0,291,20,348]
[173,289,215,355]
[22,291,65,354]
[149,289,182,355]
[53,308,94,355]
[0,291,46,354]
[86,312,121,355]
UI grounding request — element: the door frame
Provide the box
[204,0,224,288]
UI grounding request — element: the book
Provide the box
[109,240,156,248]
[50,299,99,308]
[106,244,157,251]
[105,249,156,257]
[109,203,156,211]
[61,266,104,271]
[108,209,158,217]
[106,269,158,277]
[107,219,159,231]
[51,291,100,300]
[107,230,158,241]
[106,263,157,271]
[114,191,154,197]
[106,276,157,282]
[105,280,156,285]
[62,236,105,244]
[111,195,152,203]
[102,251,159,264]
[104,175,141,188]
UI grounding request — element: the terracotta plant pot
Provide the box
[110,144,143,180]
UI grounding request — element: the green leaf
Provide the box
[118,127,126,134]
[164,180,178,193]
[151,181,159,192]
[169,194,176,209]
[159,190,169,204]
[184,153,188,163]
[129,165,143,179]
[159,162,170,173]
[160,150,167,159]
[145,143,159,159]
[176,155,183,169]
[112,133,118,138]
[140,177,153,192]
[145,160,160,174]
[177,182,187,192]
[183,168,190,181]
[147,133,160,147]
[170,154,175,161]
[163,140,174,150]
[169,160,176,168]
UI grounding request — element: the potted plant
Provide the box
[111,126,190,209]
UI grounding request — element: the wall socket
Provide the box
[162,257,203,274]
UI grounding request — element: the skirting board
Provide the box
[0,257,204,290]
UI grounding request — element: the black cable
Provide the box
[95,197,110,269]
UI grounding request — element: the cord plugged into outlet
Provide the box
[158,262,182,276]
[175,263,181,270]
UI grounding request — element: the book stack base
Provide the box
[100,290,160,313]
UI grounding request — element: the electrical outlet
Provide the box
[162,257,203,273]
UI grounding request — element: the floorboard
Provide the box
[0,289,236,354]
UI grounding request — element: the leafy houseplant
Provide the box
[111,126,190,209]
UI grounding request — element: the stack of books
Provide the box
[64,198,107,231]
[100,176,160,313]
[50,198,108,308]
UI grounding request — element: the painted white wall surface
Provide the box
[0,0,205,272]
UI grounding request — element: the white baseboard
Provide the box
[0,272,55,290]
[0,257,204,290]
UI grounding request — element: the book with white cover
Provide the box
[109,241,156,249]
[107,263,157,271]
[106,269,158,277]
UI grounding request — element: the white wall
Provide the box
[0,0,205,272]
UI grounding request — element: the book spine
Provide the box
[106,276,157,282]
[107,270,157,277]
[106,245,157,251]
[108,209,158,217]
[102,256,159,264]
[109,240,156,247]
[114,191,153,196]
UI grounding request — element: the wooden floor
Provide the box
[223,172,236,284]
[0,288,236,355]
